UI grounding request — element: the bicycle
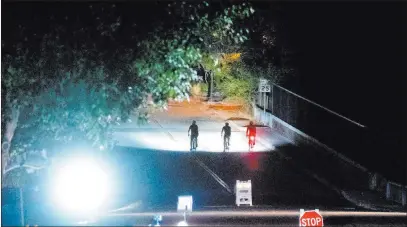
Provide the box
[248,135,255,151]
[189,135,197,151]
[223,135,230,152]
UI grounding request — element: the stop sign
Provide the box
[299,209,324,227]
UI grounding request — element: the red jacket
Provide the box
[246,125,256,137]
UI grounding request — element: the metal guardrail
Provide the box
[386,182,407,206]
[256,83,403,182]
[270,83,366,127]
[255,83,406,205]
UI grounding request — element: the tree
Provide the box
[196,2,295,111]
[1,2,256,184]
[160,1,257,103]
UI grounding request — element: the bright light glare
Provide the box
[52,158,109,214]
[177,221,188,226]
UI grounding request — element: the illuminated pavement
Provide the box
[110,100,351,208]
[113,100,287,152]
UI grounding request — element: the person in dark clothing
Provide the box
[221,122,231,151]
[188,120,199,150]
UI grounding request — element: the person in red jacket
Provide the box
[246,121,256,145]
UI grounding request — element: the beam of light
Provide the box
[113,130,286,153]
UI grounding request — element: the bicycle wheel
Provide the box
[190,137,194,151]
[193,137,197,150]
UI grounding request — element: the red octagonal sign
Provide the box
[299,209,324,227]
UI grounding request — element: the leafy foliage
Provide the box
[165,1,254,53]
[134,42,202,105]
[193,2,295,110]
[1,2,257,179]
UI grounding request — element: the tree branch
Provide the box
[4,163,47,176]
[2,105,20,181]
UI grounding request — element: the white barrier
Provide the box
[235,180,253,206]
[177,196,193,212]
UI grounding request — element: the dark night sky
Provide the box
[282,2,406,128]
[2,1,406,182]
[278,2,406,182]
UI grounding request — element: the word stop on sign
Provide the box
[299,209,324,227]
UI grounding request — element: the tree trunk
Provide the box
[1,106,20,183]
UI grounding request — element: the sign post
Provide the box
[209,70,213,102]
[258,79,270,124]
[271,83,274,114]
[299,209,324,227]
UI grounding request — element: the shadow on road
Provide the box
[109,146,353,212]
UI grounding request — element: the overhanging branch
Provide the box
[4,162,48,175]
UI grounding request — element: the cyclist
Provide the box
[188,120,199,150]
[246,121,257,146]
[221,122,231,151]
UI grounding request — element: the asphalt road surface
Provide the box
[110,101,351,209]
[101,101,406,226]
[95,209,407,226]
[107,147,352,210]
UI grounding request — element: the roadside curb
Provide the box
[341,190,406,212]
[341,190,383,211]
[255,128,400,212]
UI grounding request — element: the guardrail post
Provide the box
[386,182,391,200]
[271,84,274,114]
[402,187,406,206]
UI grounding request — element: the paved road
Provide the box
[94,209,407,226]
[109,101,353,211]
[107,147,352,210]
[113,103,284,152]
[90,100,407,226]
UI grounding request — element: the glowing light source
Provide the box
[51,157,110,214]
[177,195,193,212]
[177,220,188,226]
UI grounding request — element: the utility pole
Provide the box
[263,91,266,117]
[271,83,274,114]
[209,70,213,102]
